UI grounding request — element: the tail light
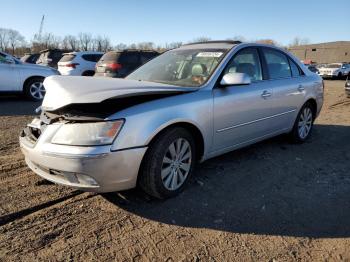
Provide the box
[65,63,79,69]
[106,63,122,71]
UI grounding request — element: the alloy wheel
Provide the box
[29,82,45,100]
[298,107,313,139]
[161,138,192,191]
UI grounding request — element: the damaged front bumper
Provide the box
[19,120,147,193]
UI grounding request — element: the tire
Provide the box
[290,102,315,143]
[82,71,95,76]
[139,127,196,199]
[24,77,45,101]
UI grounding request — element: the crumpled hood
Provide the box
[42,76,197,111]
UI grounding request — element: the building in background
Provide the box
[288,41,350,64]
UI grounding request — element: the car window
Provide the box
[140,52,158,64]
[60,54,76,62]
[99,52,121,62]
[224,48,262,81]
[119,52,139,64]
[127,48,228,87]
[289,59,301,77]
[263,48,291,79]
[82,54,103,62]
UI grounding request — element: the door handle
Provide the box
[298,85,305,92]
[261,90,272,99]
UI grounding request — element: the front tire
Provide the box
[139,127,196,199]
[24,77,45,101]
[290,102,315,143]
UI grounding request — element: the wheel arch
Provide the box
[22,75,45,92]
[146,121,205,161]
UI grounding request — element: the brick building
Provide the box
[288,41,350,64]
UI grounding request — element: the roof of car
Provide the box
[107,49,159,53]
[179,40,242,50]
[63,51,104,55]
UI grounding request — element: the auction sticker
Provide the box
[196,52,223,58]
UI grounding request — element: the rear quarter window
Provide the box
[60,54,76,62]
[99,52,121,62]
[82,54,103,62]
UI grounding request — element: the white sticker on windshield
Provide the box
[196,52,223,58]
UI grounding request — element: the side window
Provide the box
[120,52,139,64]
[82,54,103,62]
[263,48,291,79]
[289,59,301,77]
[224,48,262,81]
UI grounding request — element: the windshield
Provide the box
[126,48,228,87]
[327,64,341,68]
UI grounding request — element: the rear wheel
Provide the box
[24,77,45,101]
[139,127,196,199]
[290,102,315,143]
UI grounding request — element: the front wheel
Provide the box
[139,127,196,199]
[24,77,45,101]
[290,102,315,143]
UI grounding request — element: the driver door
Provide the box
[212,47,278,152]
[0,56,20,91]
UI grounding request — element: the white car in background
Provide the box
[0,51,59,101]
[58,51,103,76]
[318,63,350,79]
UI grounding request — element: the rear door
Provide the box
[261,47,306,130]
[213,47,277,151]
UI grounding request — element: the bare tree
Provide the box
[137,42,155,50]
[78,33,93,51]
[115,43,127,51]
[94,35,111,52]
[190,36,211,43]
[289,37,310,47]
[227,35,246,42]
[62,35,78,50]
[0,28,10,51]
[7,29,25,54]
[165,42,182,49]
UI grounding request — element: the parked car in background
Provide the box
[36,49,69,69]
[95,49,159,78]
[0,51,59,101]
[318,63,350,79]
[20,41,323,199]
[345,76,350,98]
[20,53,40,64]
[58,51,103,76]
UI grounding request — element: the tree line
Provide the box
[0,27,309,57]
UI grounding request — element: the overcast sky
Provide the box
[0,0,348,46]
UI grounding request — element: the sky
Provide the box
[0,0,348,46]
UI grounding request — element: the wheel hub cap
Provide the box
[30,82,45,100]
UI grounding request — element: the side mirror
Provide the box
[220,72,251,86]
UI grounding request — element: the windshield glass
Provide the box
[126,48,228,87]
[327,64,341,68]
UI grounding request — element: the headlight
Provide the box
[51,120,124,146]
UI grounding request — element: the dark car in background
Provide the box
[94,49,159,78]
[36,49,69,69]
[20,53,40,64]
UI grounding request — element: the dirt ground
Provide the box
[0,80,349,261]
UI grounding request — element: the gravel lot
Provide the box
[0,80,349,261]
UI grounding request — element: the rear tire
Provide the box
[139,127,196,199]
[290,102,315,143]
[23,77,45,101]
[82,71,95,76]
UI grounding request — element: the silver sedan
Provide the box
[20,41,324,198]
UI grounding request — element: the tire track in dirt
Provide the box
[0,190,84,226]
